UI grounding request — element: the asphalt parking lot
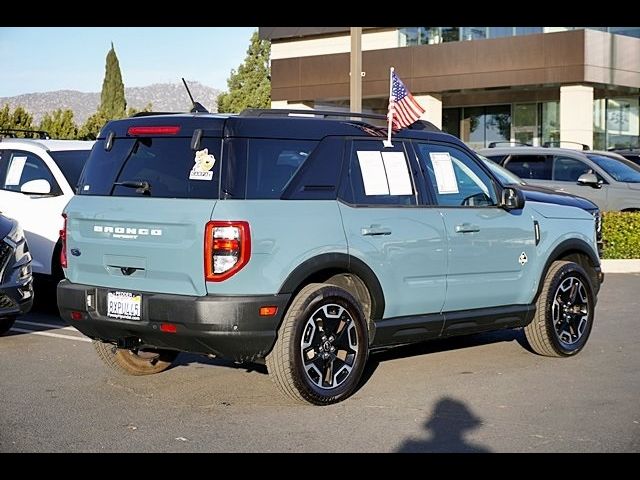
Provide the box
[1,274,638,453]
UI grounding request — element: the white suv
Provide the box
[0,137,94,282]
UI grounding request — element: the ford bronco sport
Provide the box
[57,109,602,405]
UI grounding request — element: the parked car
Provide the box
[0,137,95,285]
[478,155,602,253]
[607,148,640,167]
[0,213,33,335]
[58,110,602,405]
[478,146,640,211]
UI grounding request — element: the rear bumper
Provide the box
[57,280,290,362]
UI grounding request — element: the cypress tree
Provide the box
[99,42,127,119]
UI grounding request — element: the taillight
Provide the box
[204,221,251,282]
[60,213,68,269]
[127,125,181,136]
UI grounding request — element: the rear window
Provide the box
[78,137,221,199]
[49,150,91,191]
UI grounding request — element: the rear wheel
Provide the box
[93,340,179,375]
[0,316,16,336]
[525,260,595,357]
[266,283,369,405]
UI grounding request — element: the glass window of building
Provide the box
[441,27,460,42]
[515,27,543,36]
[606,97,639,149]
[541,101,560,146]
[488,27,514,38]
[513,103,538,146]
[462,107,486,149]
[461,105,511,149]
[607,27,640,38]
[462,27,487,41]
[442,108,461,138]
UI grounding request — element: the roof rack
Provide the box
[239,108,441,132]
[487,141,532,148]
[130,111,184,118]
[0,128,50,139]
[608,146,640,152]
[543,141,590,151]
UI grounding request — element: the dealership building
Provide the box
[259,27,640,150]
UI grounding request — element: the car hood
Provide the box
[519,184,598,211]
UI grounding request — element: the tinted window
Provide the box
[49,150,91,190]
[503,155,551,180]
[416,143,497,207]
[2,151,59,193]
[586,154,640,183]
[341,140,416,206]
[246,139,317,199]
[479,156,524,185]
[79,137,221,199]
[552,156,591,182]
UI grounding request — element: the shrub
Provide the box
[601,211,640,259]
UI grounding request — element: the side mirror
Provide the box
[20,179,51,195]
[577,172,602,189]
[501,186,526,211]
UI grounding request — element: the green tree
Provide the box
[0,104,11,130]
[39,109,78,139]
[78,110,109,140]
[217,31,271,113]
[99,42,127,120]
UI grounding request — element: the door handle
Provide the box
[455,223,480,233]
[361,225,392,236]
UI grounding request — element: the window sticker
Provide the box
[429,152,459,194]
[5,156,27,186]
[189,148,216,181]
[381,151,413,195]
[357,151,389,195]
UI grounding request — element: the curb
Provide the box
[600,259,640,273]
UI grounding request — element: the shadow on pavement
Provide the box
[396,397,491,453]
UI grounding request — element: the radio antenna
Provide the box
[182,77,209,113]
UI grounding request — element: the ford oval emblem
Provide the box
[70,248,81,257]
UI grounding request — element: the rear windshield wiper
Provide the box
[114,180,151,196]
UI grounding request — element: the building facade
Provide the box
[260,27,640,150]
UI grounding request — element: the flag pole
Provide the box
[383,67,394,148]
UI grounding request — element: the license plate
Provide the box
[107,291,142,320]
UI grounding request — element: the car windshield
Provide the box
[586,154,640,183]
[49,150,92,190]
[478,155,525,185]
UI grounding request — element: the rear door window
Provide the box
[78,137,221,199]
[1,150,60,194]
[503,154,551,180]
[552,156,591,182]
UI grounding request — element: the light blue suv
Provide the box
[57,110,603,405]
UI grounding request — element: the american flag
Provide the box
[388,70,425,130]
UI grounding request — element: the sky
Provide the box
[0,27,257,97]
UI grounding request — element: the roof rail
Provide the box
[239,108,441,132]
[130,111,184,118]
[488,141,532,148]
[0,128,50,139]
[543,141,590,150]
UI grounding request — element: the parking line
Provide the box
[15,319,78,331]
[10,327,92,343]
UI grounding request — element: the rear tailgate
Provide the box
[65,196,215,296]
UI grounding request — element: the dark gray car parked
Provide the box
[478,147,640,212]
[0,213,33,335]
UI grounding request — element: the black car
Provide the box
[0,213,34,335]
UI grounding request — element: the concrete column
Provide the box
[560,85,594,149]
[270,100,314,110]
[414,94,442,130]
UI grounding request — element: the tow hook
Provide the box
[117,337,142,350]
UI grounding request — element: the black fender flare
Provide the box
[278,253,386,321]
[537,238,601,297]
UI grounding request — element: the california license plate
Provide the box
[107,291,142,320]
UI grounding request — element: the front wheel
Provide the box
[93,340,179,375]
[266,283,369,405]
[525,260,595,357]
[0,316,16,336]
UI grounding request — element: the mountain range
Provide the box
[0,81,221,124]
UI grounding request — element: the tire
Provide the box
[0,316,16,336]
[266,283,369,405]
[93,340,179,375]
[525,260,595,357]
